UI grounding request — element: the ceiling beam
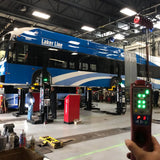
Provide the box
[57,0,111,19]
[0,9,75,35]
[15,0,94,26]
[99,0,121,9]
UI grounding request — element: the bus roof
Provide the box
[8,27,124,61]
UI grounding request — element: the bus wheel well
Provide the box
[110,76,122,87]
[32,69,51,85]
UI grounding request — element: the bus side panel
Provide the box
[3,62,123,88]
[5,63,41,84]
[48,67,116,87]
[80,79,110,87]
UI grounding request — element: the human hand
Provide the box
[125,136,160,160]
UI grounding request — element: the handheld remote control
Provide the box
[130,80,153,160]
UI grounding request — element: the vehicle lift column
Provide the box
[40,82,53,124]
[116,84,126,115]
[84,87,100,111]
[13,88,26,117]
[105,84,126,115]
[32,69,53,124]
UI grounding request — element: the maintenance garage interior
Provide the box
[0,1,160,160]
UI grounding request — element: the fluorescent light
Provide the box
[101,31,115,37]
[48,48,58,51]
[114,34,125,40]
[152,18,157,22]
[134,29,140,34]
[140,26,146,29]
[123,40,128,43]
[154,21,160,29]
[32,11,50,19]
[122,32,129,36]
[49,58,64,63]
[121,25,130,30]
[134,23,140,27]
[95,32,102,37]
[71,52,78,55]
[118,22,130,30]
[120,8,137,16]
[81,26,95,32]
[156,14,160,19]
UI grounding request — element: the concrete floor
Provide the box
[0,102,160,160]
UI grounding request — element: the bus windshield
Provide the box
[0,42,6,61]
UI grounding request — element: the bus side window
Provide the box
[106,59,110,73]
[24,44,29,63]
[115,62,119,75]
[82,63,88,71]
[69,62,75,69]
[13,52,16,63]
[8,51,13,63]
[62,61,67,68]
[16,44,25,63]
[10,43,27,64]
[79,62,82,70]
[121,62,125,75]
[110,60,114,74]
[8,43,16,63]
[90,64,96,71]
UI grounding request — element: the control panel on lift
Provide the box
[40,83,50,107]
[130,80,153,160]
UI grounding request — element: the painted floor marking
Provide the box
[64,134,160,160]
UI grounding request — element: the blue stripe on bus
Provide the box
[47,67,75,77]
[76,79,110,87]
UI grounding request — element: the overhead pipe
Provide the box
[77,3,160,38]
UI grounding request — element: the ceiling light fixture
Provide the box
[49,58,64,63]
[134,23,140,27]
[81,25,95,32]
[134,29,140,33]
[101,31,115,37]
[71,52,78,55]
[120,8,137,16]
[32,11,50,19]
[20,6,27,12]
[118,22,130,30]
[154,21,160,29]
[156,14,160,19]
[48,48,58,51]
[114,34,125,40]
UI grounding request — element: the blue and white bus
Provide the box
[0,27,160,89]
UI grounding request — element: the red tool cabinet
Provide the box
[64,94,80,124]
